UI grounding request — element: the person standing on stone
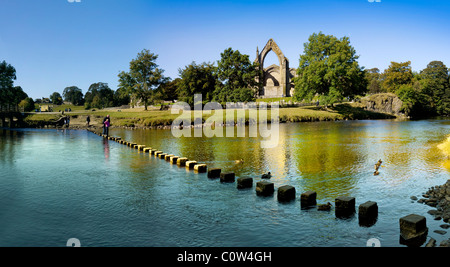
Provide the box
[102,115,110,135]
[104,116,111,137]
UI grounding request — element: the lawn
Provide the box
[23,102,394,128]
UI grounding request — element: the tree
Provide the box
[11,86,28,107]
[293,32,367,105]
[84,82,114,109]
[63,86,84,105]
[156,78,181,102]
[395,84,420,116]
[177,62,217,105]
[420,61,450,116]
[128,49,165,110]
[50,92,63,105]
[0,61,16,89]
[19,97,35,112]
[114,71,134,106]
[382,61,413,93]
[213,48,259,103]
[365,68,384,94]
[0,61,17,109]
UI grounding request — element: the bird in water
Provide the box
[235,159,244,164]
[374,159,382,169]
[261,172,271,179]
[374,159,382,176]
[318,202,332,211]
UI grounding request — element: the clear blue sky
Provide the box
[1,0,449,99]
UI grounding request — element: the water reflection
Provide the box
[0,129,25,164]
[110,120,450,198]
[1,120,440,246]
[103,138,110,161]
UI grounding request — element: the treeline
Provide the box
[116,48,259,110]
[2,32,449,118]
[24,46,259,111]
[293,32,450,117]
[57,83,130,110]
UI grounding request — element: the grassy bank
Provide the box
[22,102,395,129]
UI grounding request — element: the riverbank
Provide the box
[412,179,450,247]
[22,102,397,129]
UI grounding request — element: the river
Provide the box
[0,119,449,247]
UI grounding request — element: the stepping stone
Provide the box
[277,185,296,202]
[256,181,274,196]
[194,164,207,173]
[207,168,221,178]
[237,177,253,189]
[220,172,235,183]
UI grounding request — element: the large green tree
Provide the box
[128,49,165,110]
[293,32,367,105]
[213,48,259,103]
[420,61,450,116]
[382,61,413,93]
[177,62,217,105]
[62,86,84,105]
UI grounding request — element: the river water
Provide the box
[0,119,449,247]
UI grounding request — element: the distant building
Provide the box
[40,105,53,112]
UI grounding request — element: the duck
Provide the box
[318,202,332,211]
[375,159,382,170]
[235,159,244,164]
[261,172,271,179]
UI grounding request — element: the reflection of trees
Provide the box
[175,127,265,177]
[110,127,267,177]
[0,130,25,164]
[290,122,366,197]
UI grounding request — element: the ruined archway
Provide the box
[255,39,291,98]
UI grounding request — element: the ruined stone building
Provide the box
[255,39,297,98]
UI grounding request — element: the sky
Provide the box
[1,0,449,100]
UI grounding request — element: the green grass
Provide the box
[24,113,61,121]
[23,102,395,128]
